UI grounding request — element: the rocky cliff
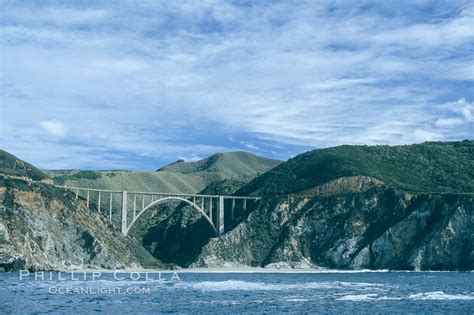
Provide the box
[192,141,474,271]
[0,153,166,271]
[193,183,473,270]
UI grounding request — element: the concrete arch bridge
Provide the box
[57,185,260,237]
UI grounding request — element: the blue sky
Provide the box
[0,0,473,170]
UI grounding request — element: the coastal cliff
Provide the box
[192,141,473,270]
[1,141,472,271]
[0,150,165,271]
[193,184,473,270]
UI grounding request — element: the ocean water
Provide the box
[1,271,473,314]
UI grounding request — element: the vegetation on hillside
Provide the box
[0,150,48,181]
[47,170,101,185]
[239,141,474,196]
[157,151,281,177]
[200,178,252,195]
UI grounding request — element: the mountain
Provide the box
[157,151,281,178]
[0,151,166,271]
[45,151,281,195]
[238,141,473,196]
[193,141,474,271]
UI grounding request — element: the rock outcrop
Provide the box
[193,183,473,270]
[0,176,165,271]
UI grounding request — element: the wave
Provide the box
[337,294,406,301]
[409,291,474,300]
[337,294,380,301]
[285,298,311,302]
[336,291,474,302]
[174,280,384,291]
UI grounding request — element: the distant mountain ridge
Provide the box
[157,151,281,177]
[45,151,281,195]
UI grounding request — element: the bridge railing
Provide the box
[56,185,260,200]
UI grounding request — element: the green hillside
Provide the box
[0,150,48,181]
[45,170,207,193]
[46,151,281,194]
[157,151,281,178]
[239,141,474,196]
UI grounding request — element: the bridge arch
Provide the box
[124,196,218,237]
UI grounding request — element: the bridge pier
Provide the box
[218,196,224,236]
[98,192,101,214]
[109,193,113,223]
[209,198,213,222]
[231,198,235,220]
[121,191,128,235]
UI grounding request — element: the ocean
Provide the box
[1,271,473,314]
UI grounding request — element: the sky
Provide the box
[0,0,473,170]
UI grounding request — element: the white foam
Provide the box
[285,298,311,302]
[337,294,379,301]
[338,291,474,302]
[335,281,383,287]
[337,294,404,301]
[409,291,474,300]
[174,280,383,291]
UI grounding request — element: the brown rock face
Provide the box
[0,178,165,271]
[193,182,473,271]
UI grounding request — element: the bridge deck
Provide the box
[56,185,259,200]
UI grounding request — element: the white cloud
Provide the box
[1,1,473,168]
[441,98,473,121]
[40,120,68,137]
[414,129,444,142]
[435,118,465,127]
[240,141,260,151]
[434,98,474,128]
[178,155,203,162]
